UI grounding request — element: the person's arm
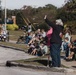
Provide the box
[44,15,56,28]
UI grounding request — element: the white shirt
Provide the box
[65,33,71,43]
[42,32,46,38]
[41,45,48,54]
[28,25,32,32]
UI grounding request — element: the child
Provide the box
[66,43,76,61]
[39,41,48,56]
[28,41,35,54]
[63,37,71,58]
[31,42,40,55]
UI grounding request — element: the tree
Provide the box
[16,12,25,28]
[64,0,76,11]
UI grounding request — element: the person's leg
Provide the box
[16,38,20,43]
[65,48,69,57]
[25,36,29,44]
[33,49,37,55]
[50,44,61,67]
[31,49,36,55]
[31,50,34,55]
[61,41,64,52]
[28,48,32,54]
[67,52,74,59]
[28,36,32,43]
[57,45,61,67]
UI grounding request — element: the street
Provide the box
[0,46,35,64]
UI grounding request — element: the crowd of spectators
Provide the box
[16,25,76,61]
[27,29,48,56]
[61,27,76,61]
[17,28,49,56]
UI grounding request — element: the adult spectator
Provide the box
[64,28,72,43]
[44,15,64,67]
[61,27,72,52]
[16,30,26,44]
[41,29,46,38]
[28,23,32,33]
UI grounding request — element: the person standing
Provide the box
[28,23,32,33]
[44,15,64,67]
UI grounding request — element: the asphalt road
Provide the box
[0,66,65,75]
[0,47,76,75]
[0,47,35,64]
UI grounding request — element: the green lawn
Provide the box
[9,30,23,41]
[8,30,76,41]
[0,30,29,51]
[0,30,76,52]
[0,41,29,51]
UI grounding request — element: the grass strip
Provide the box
[0,41,28,51]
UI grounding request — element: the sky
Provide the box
[1,0,66,9]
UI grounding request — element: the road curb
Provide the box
[5,61,65,72]
[0,44,26,52]
[5,61,76,73]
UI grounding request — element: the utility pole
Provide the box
[4,0,7,31]
[0,0,2,24]
[0,0,1,18]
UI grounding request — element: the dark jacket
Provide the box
[45,18,64,44]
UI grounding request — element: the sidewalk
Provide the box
[61,59,76,68]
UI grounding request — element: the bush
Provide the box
[13,24,19,30]
[7,24,19,30]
